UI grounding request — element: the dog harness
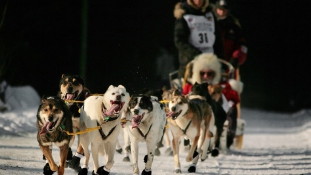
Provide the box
[97,122,117,140]
[137,124,153,139]
[181,120,192,135]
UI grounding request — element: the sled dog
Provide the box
[58,74,90,171]
[125,94,166,175]
[79,85,130,175]
[191,82,227,156]
[166,89,215,173]
[36,96,73,175]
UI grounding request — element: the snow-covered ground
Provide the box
[1,87,311,175]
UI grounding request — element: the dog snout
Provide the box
[116,95,121,100]
[134,109,139,115]
[67,86,73,93]
[171,106,176,112]
[48,115,54,122]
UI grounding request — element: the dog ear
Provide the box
[62,74,65,78]
[41,95,48,104]
[118,85,126,91]
[173,89,181,96]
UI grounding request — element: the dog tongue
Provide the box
[131,114,143,129]
[39,122,53,135]
[66,94,74,100]
[166,111,174,118]
[104,103,120,116]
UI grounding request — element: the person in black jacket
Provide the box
[214,0,247,80]
[174,0,224,79]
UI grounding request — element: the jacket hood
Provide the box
[191,53,221,85]
[174,0,210,19]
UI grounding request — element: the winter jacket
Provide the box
[174,0,225,78]
[216,14,247,66]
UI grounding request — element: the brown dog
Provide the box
[166,89,215,173]
[37,96,73,175]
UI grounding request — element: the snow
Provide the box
[1,87,311,175]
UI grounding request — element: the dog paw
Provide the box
[141,169,151,175]
[123,156,130,162]
[143,155,148,163]
[154,148,161,156]
[78,168,88,175]
[211,148,219,157]
[43,163,55,175]
[187,165,196,173]
[116,148,122,154]
[174,169,182,173]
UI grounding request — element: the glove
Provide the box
[232,45,247,65]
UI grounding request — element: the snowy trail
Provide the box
[1,108,311,175]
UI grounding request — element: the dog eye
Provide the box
[54,109,59,112]
[63,82,68,85]
[112,93,115,95]
[178,102,183,105]
[44,108,48,112]
[121,93,125,96]
[72,81,79,86]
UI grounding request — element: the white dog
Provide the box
[78,85,130,175]
[124,94,166,175]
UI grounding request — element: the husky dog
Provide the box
[191,82,227,156]
[58,74,91,171]
[79,85,130,175]
[124,94,166,175]
[166,89,215,173]
[36,96,73,175]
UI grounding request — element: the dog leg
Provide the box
[171,136,181,173]
[144,139,157,171]
[186,132,200,162]
[91,143,101,174]
[40,145,58,172]
[58,144,69,175]
[130,139,140,174]
[103,141,115,171]
[79,134,90,175]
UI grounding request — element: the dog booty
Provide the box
[122,156,130,162]
[211,147,219,157]
[67,156,81,172]
[95,166,110,175]
[43,163,55,175]
[188,164,196,173]
[184,138,190,146]
[78,168,88,175]
[141,169,152,175]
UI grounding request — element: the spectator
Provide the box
[214,0,247,80]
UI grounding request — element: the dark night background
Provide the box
[0,0,310,113]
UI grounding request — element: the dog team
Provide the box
[36,66,240,175]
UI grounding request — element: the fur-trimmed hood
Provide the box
[174,0,210,19]
[191,53,221,85]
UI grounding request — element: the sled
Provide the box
[168,57,245,150]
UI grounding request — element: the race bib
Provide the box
[183,12,215,53]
